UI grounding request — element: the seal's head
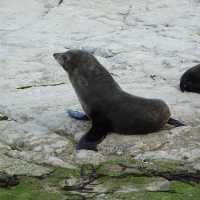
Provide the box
[180,64,200,93]
[180,71,197,92]
[53,49,119,95]
[53,50,96,73]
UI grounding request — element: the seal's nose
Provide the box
[53,53,66,68]
[53,53,58,59]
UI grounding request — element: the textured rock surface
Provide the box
[0,0,200,199]
[99,126,200,162]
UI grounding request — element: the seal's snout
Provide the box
[53,52,65,67]
[53,53,60,60]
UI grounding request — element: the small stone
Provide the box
[193,161,200,171]
[117,185,139,193]
[60,176,78,188]
[116,150,123,155]
[145,178,170,192]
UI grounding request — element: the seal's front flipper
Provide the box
[167,117,185,127]
[67,109,90,121]
[76,121,107,151]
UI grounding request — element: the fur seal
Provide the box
[53,50,183,151]
[180,64,200,93]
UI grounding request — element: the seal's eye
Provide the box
[63,54,71,63]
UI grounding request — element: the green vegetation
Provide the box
[0,160,200,200]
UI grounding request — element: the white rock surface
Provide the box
[0,0,200,171]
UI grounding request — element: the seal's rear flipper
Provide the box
[167,117,185,127]
[66,109,90,121]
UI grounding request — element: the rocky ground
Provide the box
[0,0,200,199]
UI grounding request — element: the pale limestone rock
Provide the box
[0,153,52,176]
[98,126,200,164]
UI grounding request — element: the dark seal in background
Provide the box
[180,64,200,93]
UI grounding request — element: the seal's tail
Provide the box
[167,117,185,127]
